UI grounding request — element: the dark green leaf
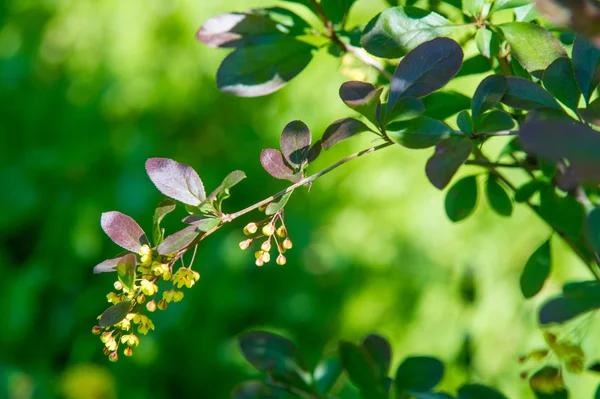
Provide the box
[322,118,373,150]
[306,140,322,163]
[501,77,561,110]
[361,6,456,59]
[500,22,566,75]
[486,176,512,216]
[217,37,314,97]
[586,208,600,253]
[458,383,508,399]
[232,381,298,399]
[456,55,493,78]
[339,81,383,126]
[388,37,463,107]
[281,120,311,167]
[498,136,523,158]
[423,91,471,121]
[426,136,473,189]
[266,191,293,216]
[314,354,343,395]
[260,149,295,181]
[457,111,473,134]
[395,356,444,393]
[579,97,600,126]
[361,334,392,380]
[101,211,149,253]
[538,185,585,237]
[387,117,452,149]
[157,225,200,255]
[542,58,581,112]
[572,34,600,103]
[445,175,478,222]
[538,282,600,325]
[475,28,499,58]
[239,331,312,391]
[475,110,515,133]
[514,180,543,203]
[520,238,552,298]
[386,97,425,125]
[116,253,136,291]
[510,56,532,80]
[99,300,132,327]
[153,199,176,245]
[413,393,454,399]
[338,341,381,393]
[321,0,357,25]
[471,74,507,119]
[146,158,206,206]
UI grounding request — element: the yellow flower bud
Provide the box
[92,326,103,335]
[276,226,287,237]
[261,240,271,252]
[137,294,146,304]
[158,299,168,311]
[113,281,123,291]
[239,239,252,250]
[100,331,113,344]
[255,250,264,259]
[140,279,157,296]
[103,347,111,356]
[123,346,134,357]
[146,300,157,312]
[276,254,286,265]
[261,252,271,263]
[282,237,293,250]
[108,352,119,362]
[262,223,275,236]
[244,222,258,235]
[255,258,264,267]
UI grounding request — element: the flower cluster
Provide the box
[238,213,293,267]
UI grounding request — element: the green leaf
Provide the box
[361,6,456,59]
[542,58,581,112]
[520,238,552,299]
[281,120,311,167]
[339,81,383,126]
[457,111,473,134]
[388,37,463,107]
[579,97,600,126]
[387,117,452,149]
[386,97,425,125]
[321,0,357,25]
[492,0,532,11]
[586,208,600,253]
[513,4,540,22]
[322,118,373,150]
[529,367,568,398]
[232,381,298,399]
[471,74,507,119]
[572,34,600,103]
[157,225,201,255]
[500,22,566,75]
[463,0,491,17]
[153,199,176,245]
[217,37,314,97]
[509,56,532,80]
[239,331,312,391]
[538,185,585,238]
[266,191,293,216]
[539,281,600,325]
[361,334,392,380]
[486,176,512,217]
[475,28,499,58]
[445,175,478,222]
[426,136,473,189]
[456,55,493,78]
[116,253,136,291]
[423,91,471,121]
[338,341,382,394]
[314,353,343,395]
[501,77,561,110]
[458,384,508,399]
[395,356,444,393]
[475,110,515,133]
[99,299,132,327]
[514,180,543,203]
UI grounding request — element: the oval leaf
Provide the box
[196,12,282,48]
[395,356,444,393]
[153,199,176,245]
[486,176,512,216]
[572,34,600,103]
[514,180,543,203]
[426,136,473,190]
[475,27,500,59]
[386,97,425,125]
[217,37,314,97]
[157,224,200,255]
[539,294,600,325]
[361,6,456,59]
[101,211,148,253]
[445,175,478,222]
[501,77,561,110]
[458,384,508,399]
[520,238,552,299]
[314,353,343,395]
[146,158,206,206]
[500,22,566,74]
[472,74,507,119]
[338,341,381,393]
[260,149,295,180]
[266,191,293,216]
[93,255,124,274]
[361,334,391,379]
[542,57,581,112]
[116,253,136,291]
[322,118,372,150]
[281,120,311,167]
[99,299,132,327]
[387,117,452,149]
[475,110,515,133]
[388,37,463,107]
[423,91,471,121]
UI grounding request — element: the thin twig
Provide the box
[465,160,524,168]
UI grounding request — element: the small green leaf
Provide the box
[500,22,566,75]
[514,180,543,203]
[492,0,532,11]
[338,341,382,394]
[572,34,600,103]
[501,77,561,110]
[538,185,585,238]
[386,97,425,125]
[153,199,176,245]
[266,191,293,216]
[99,300,132,327]
[116,253,136,291]
[361,334,391,380]
[321,0,357,25]
[314,354,343,395]
[475,110,515,133]
[486,176,512,217]
[458,383,508,399]
[586,208,600,253]
[387,117,452,149]
[520,238,552,299]
[471,74,507,119]
[457,110,473,134]
[426,136,473,190]
[542,58,581,112]
[475,28,499,58]
[322,118,373,150]
[445,175,478,222]
[361,6,457,59]
[395,356,444,393]
[513,4,539,21]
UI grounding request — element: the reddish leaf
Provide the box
[157,225,200,255]
[196,12,281,48]
[322,118,372,150]
[280,120,311,167]
[93,255,125,274]
[146,158,206,206]
[260,149,295,180]
[426,136,473,189]
[101,211,148,252]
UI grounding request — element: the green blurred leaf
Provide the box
[486,176,512,216]
[426,136,473,189]
[514,180,543,203]
[538,186,585,238]
[99,300,132,327]
[501,77,561,110]
[572,35,600,103]
[386,97,425,125]
[529,366,568,398]
[116,253,136,291]
[153,199,176,245]
[456,55,493,78]
[339,81,383,126]
[500,22,566,75]
[232,381,298,399]
[586,208,600,253]
[492,0,532,11]
[458,383,508,399]
[542,58,581,112]
[387,117,452,149]
[463,0,491,17]
[266,191,293,216]
[514,4,540,21]
[445,175,478,222]
[314,353,343,395]
[321,0,357,25]
[395,356,444,394]
[539,281,600,325]
[520,238,552,299]
[475,28,499,58]
[338,341,383,395]
[361,334,392,381]
[471,74,507,119]
[475,110,515,133]
[217,37,314,97]
[361,6,456,59]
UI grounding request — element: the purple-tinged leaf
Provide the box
[157,225,200,256]
[572,35,600,102]
[361,334,391,378]
[471,74,507,119]
[93,255,125,274]
[146,158,206,206]
[196,12,282,48]
[579,97,600,126]
[388,37,463,109]
[322,118,373,150]
[425,136,473,190]
[260,149,295,180]
[116,253,136,291]
[387,116,451,149]
[339,81,383,125]
[280,120,311,167]
[501,77,561,110]
[99,299,132,327]
[542,57,581,112]
[153,199,176,245]
[306,139,322,163]
[101,211,148,252]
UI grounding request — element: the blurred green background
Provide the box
[2,0,599,398]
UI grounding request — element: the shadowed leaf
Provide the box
[395,356,444,393]
[322,118,373,150]
[445,176,478,222]
[501,77,561,110]
[472,74,507,119]
[99,300,132,327]
[157,225,200,255]
[339,81,383,125]
[580,97,600,126]
[539,281,600,325]
[457,111,473,134]
[520,238,552,298]
[542,58,581,112]
[514,180,544,203]
[387,117,452,149]
[260,149,295,180]
[101,211,149,252]
[486,176,513,216]
[423,91,471,121]
[426,136,473,189]
[586,208,600,253]
[281,120,311,167]
[475,110,515,133]
[93,255,125,274]
[572,35,600,102]
[146,158,206,206]
[306,140,322,163]
[362,334,391,379]
[322,0,357,25]
[314,353,343,395]
[232,381,297,399]
[338,341,382,393]
[116,253,136,291]
[386,97,425,125]
[153,199,176,245]
[458,383,508,399]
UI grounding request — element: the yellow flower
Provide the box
[138,245,153,264]
[132,314,155,335]
[106,292,124,304]
[140,279,158,296]
[163,289,184,303]
[172,267,200,289]
[121,334,140,347]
